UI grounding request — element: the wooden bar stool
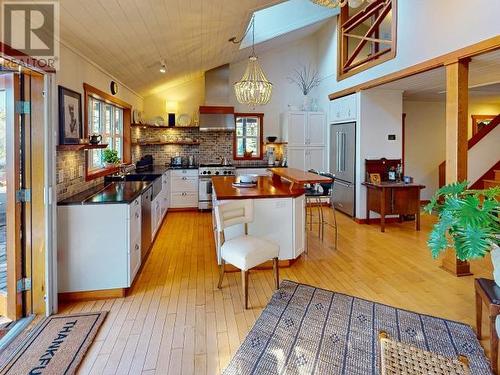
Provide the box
[475,278,500,374]
[214,200,280,309]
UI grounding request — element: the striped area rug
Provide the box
[223,280,491,375]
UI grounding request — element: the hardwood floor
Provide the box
[61,210,494,375]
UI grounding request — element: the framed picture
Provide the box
[369,173,381,184]
[58,86,83,144]
[471,114,495,136]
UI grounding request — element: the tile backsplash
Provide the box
[56,150,104,201]
[57,126,283,201]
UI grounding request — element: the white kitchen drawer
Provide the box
[170,169,198,177]
[129,237,141,285]
[171,176,198,192]
[170,192,198,208]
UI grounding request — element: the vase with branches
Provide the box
[288,65,322,111]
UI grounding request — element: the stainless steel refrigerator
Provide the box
[330,122,356,217]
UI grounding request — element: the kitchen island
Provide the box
[212,169,330,264]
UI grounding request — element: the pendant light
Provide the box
[233,17,273,107]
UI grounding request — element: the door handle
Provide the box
[135,244,139,250]
[135,212,139,218]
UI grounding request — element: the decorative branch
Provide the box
[287,65,322,95]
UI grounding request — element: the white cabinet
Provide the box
[287,147,325,171]
[170,169,198,208]
[282,111,326,147]
[151,194,162,237]
[57,197,142,293]
[129,197,142,283]
[160,171,169,218]
[236,168,272,177]
[329,93,357,123]
[282,111,326,171]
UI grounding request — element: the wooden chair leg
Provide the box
[273,257,280,290]
[490,315,498,375]
[217,260,225,289]
[242,270,249,309]
[476,290,482,339]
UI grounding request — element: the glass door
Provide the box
[0,64,45,322]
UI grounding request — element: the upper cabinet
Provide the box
[329,94,357,123]
[282,111,326,147]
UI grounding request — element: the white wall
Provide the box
[315,0,500,95]
[57,44,143,110]
[468,124,500,184]
[142,34,319,138]
[403,101,446,200]
[357,89,403,219]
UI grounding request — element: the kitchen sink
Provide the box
[105,174,159,183]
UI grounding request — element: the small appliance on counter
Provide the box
[170,155,183,167]
[136,155,154,171]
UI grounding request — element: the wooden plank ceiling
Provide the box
[59,0,282,94]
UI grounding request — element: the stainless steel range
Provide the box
[198,163,235,209]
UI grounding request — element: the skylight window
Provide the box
[239,0,338,49]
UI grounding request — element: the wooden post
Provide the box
[441,58,471,277]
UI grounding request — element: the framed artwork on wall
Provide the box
[58,86,83,144]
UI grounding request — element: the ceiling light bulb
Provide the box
[160,65,166,74]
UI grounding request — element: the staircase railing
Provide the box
[438,113,500,188]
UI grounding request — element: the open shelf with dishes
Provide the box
[56,143,109,151]
[132,141,201,146]
[131,123,200,129]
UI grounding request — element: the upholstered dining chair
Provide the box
[214,200,280,309]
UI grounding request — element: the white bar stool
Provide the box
[214,200,280,309]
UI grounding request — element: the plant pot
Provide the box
[491,243,500,287]
[104,162,117,168]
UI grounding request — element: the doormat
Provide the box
[0,312,106,375]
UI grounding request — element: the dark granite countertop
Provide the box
[58,181,152,206]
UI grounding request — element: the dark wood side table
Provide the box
[475,278,500,374]
[362,182,425,232]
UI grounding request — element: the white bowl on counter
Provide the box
[239,174,258,184]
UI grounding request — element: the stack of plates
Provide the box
[232,182,257,188]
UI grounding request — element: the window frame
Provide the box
[233,113,264,161]
[337,0,397,81]
[83,83,132,181]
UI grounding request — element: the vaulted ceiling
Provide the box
[59,0,287,95]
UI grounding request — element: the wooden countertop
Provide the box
[212,176,305,200]
[362,181,425,189]
[268,167,332,190]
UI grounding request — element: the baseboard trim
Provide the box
[59,288,126,303]
[354,217,401,225]
[168,207,199,212]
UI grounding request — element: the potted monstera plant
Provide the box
[425,181,500,283]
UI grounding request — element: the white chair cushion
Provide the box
[221,235,279,271]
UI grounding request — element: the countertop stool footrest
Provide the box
[379,331,470,375]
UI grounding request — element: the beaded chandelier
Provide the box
[233,17,273,107]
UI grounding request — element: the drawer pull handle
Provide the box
[135,244,139,250]
[182,177,187,180]
[135,212,139,218]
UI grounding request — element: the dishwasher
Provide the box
[141,186,152,260]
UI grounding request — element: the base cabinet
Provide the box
[58,197,142,293]
[170,169,198,208]
[287,147,325,171]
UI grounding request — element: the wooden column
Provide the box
[441,59,471,276]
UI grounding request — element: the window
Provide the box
[234,113,263,160]
[338,0,397,80]
[87,97,123,172]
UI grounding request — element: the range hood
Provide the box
[199,64,235,131]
